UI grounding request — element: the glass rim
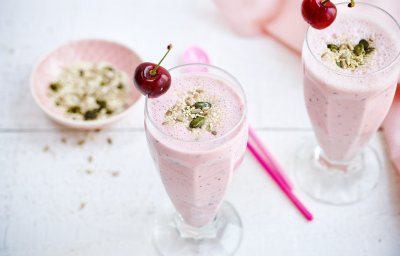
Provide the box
[305,2,400,78]
[144,63,247,144]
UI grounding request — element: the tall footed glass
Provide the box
[296,2,400,205]
[145,64,248,255]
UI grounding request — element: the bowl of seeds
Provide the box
[30,39,142,129]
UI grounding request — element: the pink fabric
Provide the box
[262,0,306,55]
[213,0,281,37]
[213,0,306,54]
[383,86,400,171]
[213,0,399,55]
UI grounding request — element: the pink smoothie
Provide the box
[145,72,247,227]
[303,14,400,162]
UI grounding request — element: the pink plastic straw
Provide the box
[247,141,313,221]
[248,125,292,190]
[183,46,210,64]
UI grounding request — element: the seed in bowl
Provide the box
[47,62,131,121]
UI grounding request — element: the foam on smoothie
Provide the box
[147,73,244,142]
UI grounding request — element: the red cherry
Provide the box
[133,44,172,98]
[301,0,337,30]
[134,62,171,98]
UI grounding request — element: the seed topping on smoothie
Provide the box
[321,38,375,69]
[162,89,222,136]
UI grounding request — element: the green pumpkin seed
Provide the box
[84,109,99,120]
[354,44,365,56]
[67,106,81,114]
[327,44,339,51]
[49,82,61,92]
[189,116,205,128]
[359,39,369,50]
[193,102,212,109]
[96,99,107,110]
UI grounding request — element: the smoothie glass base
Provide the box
[152,202,242,256]
[294,141,381,205]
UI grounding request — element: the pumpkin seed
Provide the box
[354,44,365,56]
[327,44,339,51]
[189,116,205,128]
[193,102,212,109]
[359,39,369,50]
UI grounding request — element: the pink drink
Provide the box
[303,11,400,163]
[145,70,247,227]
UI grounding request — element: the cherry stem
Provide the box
[321,0,329,6]
[348,0,355,8]
[149,44,173,76]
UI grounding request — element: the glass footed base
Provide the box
[152,202,242,256]
[294,142,381,205]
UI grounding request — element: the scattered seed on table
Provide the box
[107,137,113,145]
[79,202,86,210]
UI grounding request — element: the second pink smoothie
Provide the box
[303,13,400,162]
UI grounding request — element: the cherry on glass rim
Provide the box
[133,44,172,98]
[301,0,337,30]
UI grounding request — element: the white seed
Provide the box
[347,44,354,51]
[340,59,347,68]
[345,56,351,65]
[191,108,201,114]
[321,52,331,60]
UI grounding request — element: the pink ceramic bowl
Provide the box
[30,39,142,130]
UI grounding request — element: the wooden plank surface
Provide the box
[1,0,399,255]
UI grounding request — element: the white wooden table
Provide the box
[1,0,400,255]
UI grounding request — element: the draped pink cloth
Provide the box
[213,0,399,53]
[383,86,400,171]
[213,0,400,171]
[213,0,305,54]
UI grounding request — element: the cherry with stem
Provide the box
[302,0,355,30]
[134,44,173,98]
